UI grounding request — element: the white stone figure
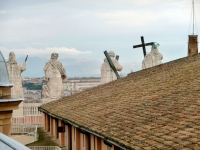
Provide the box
[6,52,26,98]
[43,53,66,99]
[142,44,163,69]
[42,84,50,98]
[101,51,123,84]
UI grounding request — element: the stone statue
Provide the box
[43,53,67,99]
[6,52,26,98]
[101,51,123,84]
[42,84,50,98]
[142,44,163,69]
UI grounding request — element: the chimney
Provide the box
[188,35,198,56]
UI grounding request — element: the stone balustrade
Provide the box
[10,125,38,145]
[12,102,42,126]
[28,146,61,150]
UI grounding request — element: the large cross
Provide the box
[104,51,120,79]
[133,36,154,57]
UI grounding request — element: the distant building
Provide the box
[22,77,45,84]
[24,90,42,101]
[63,77,101,96]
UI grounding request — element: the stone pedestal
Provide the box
[0,111,12,135]
[42,98,57,104]
[0,51,24,136]
[0,87,23,136]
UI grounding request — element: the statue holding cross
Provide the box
[6,52,27,98]
[133,36,163,69]
[101,50,123,84]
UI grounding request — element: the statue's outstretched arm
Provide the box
[60,64,67,79]
[44,62,49,71]
[20,62,26,72]
[113,59,123,71]
[160,53,163,60]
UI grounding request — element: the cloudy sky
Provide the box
[0,0,199,76]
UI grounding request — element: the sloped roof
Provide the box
[0,133,30,150]
[40,53,200,149]
[0,51,13,86]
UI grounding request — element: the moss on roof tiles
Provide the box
[40,53,200,149]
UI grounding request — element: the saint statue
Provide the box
[142,43,163,69]
[6,52,26,98]
[43,53,67,99]
[101,51,123,84]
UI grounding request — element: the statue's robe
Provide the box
[44,59,66,99]
[142,47,163,69]
[101,57,122,84]
[6,61,26,98]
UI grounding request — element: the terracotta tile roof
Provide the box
[40,53,200,149]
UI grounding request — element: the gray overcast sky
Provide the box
[0,0,199,74]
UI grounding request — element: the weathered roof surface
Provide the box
[40,53,200,149]
[0,51,12,86]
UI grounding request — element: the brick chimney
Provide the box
[188,35,198,56]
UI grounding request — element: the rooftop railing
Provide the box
[12,102,42,126]
[10,125,38,145]
[28,146,61,150]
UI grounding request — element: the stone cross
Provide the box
[133,36,154,57]
[104,51,120,79]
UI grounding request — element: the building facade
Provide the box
[41,113,119,150]
[63,77,101,96]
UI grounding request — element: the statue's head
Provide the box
[108,51,115,58]
[51,53,58,59]
[151,47,159,53]
[151,43,160,53]
[8,52,16,62]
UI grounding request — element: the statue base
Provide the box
[42,98,58,104]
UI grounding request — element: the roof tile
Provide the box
[40,53,200,149]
